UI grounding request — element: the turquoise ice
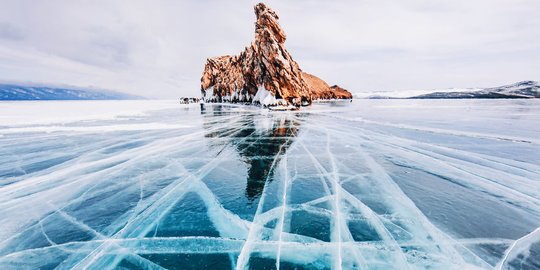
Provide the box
[0,100,539,269]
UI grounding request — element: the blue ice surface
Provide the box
[0,99,539,269]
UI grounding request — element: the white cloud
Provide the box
[0,0,539,98]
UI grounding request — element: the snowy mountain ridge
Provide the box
[0,82,143,100]
[355,81,539,99]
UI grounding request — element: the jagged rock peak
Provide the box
[200,2,352,107]
[254,3,286,44]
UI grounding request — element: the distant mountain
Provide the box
[0,83,143,100]
[354,88,482,99]
[354,81,539,99]
[414,81,539,99]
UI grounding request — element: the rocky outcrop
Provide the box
[302,73,353,100]
[330,85,354,99]
[201,3,352,107]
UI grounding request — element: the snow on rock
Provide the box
[202,86,215,102]
[252,86,277,106]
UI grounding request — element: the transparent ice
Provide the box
[0,99,539,269]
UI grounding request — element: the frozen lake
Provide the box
[0,99,539,269]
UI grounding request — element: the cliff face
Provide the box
[201,3,351,106]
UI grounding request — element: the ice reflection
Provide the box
[203,105,300,200]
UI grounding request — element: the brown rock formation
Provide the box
[302,72,353,100]
[201,3,352,106]
[330,85,353,99]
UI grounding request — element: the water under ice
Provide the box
[0,99,539,270]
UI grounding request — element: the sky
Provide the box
[0,0,539,98]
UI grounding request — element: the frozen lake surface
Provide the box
[0,99,539,269]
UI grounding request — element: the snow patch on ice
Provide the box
[0,100,180,126]
[0,123,191,134]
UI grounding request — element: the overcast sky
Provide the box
[0,0,539,98]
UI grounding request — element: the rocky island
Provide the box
[200,3,352,108]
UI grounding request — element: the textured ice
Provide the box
[252,86,277,106]
[0,99,539,269]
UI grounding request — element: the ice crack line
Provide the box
[275,153,290,269]
[496,226,540,270]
